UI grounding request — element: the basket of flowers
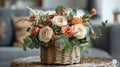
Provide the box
[22,5,107,64]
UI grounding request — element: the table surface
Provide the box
[10,56,119,67]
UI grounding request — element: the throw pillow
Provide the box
[12,16,31,47]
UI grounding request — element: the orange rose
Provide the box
[71,17,83,25]
[91,8,96,15]
[61,26,73,37]
[31,27,40,36]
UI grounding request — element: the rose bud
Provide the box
[91,8,96,15]
[31,27,40,36]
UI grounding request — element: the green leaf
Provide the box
[60,34,68,40]
[27,27,31,32]
[63,42,72,51]
[23,44,27,51]
[82,46,91,53]
[69,12,73,18]
[81,40,88,44]
[61,34,72,51]
[102,20,108,27]
[55,6,60,13]
[55,34,72,51]
[51,24,58,30]
[71,40,78,47]
[55,38,66,46]
[28,43,34,49]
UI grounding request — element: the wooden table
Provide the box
[10,56,118,67]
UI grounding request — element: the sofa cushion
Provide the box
[110,24,120,62]
[0,17,13,46]
[81,48,111,58]
[91,24,112,53]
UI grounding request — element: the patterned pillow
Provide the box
[12,16,30,47]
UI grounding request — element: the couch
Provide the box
[0,7,119,67]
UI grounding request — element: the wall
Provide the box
[101,0,120,22]
[43,0,87,9]
[5,0,40,9]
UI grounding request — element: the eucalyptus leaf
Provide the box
[81,40,88,44]
[82,46,91,53]
[55,38,66,46]
[55,6,60,13]
[27,27,31,32]
[102,20,107,27]
[23,43,27,51]
[63,43,71,51]
[71,40,78,47]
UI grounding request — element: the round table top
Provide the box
[10,56,118,67]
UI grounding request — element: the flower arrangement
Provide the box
[23,6,106,53]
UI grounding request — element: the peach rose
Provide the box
[71,17,83,25]
[61,26,73,37]
[71,24,87,39]
[31,27,40,36]
[39,26,53,42]
[52,16,67,26]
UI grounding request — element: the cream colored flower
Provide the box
[71,24,87,39]
[39,26,53,42]
[74,9,85,18]
[52,16,67,26]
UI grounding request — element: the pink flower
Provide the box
[61,26,73,37]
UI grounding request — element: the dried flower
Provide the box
[29,15,36,21]
[43,21,52,27]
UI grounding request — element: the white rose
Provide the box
[71,24,87,39]
[39,26,53,42]
[52,16,67,26]
[74,10,85,18]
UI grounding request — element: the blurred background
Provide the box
[0,0,120,22]
[0,0,120,67]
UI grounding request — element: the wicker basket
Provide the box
[40,34,80,64]
[40,46,80,64]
